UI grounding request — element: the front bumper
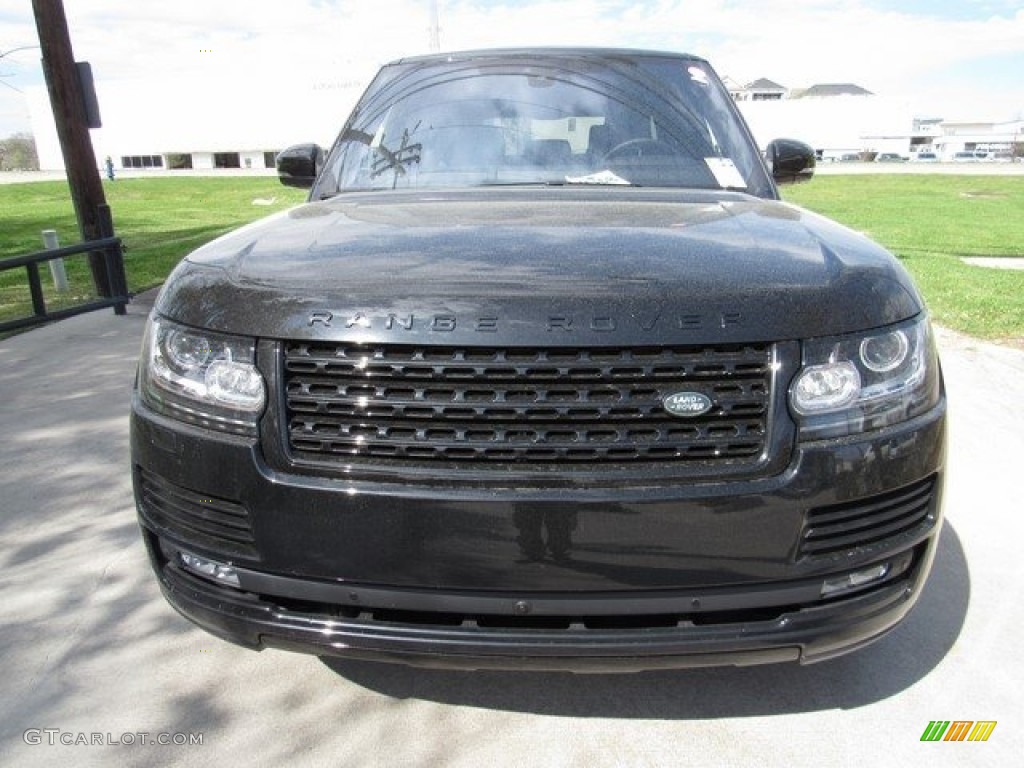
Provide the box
[132,393,946,670]
[145,533,934,671]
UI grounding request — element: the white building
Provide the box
[27,73,368,172]
[728,78,788,102]
[932,119,1023,160]
[27,70,1021,172]
[724,77,1024,161]
[738,92,915,159]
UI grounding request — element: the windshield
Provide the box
[314,53,773,198]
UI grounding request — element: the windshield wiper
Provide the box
[475,180,567,187]
[477,171,636,188]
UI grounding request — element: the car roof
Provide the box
[387,47,709,67]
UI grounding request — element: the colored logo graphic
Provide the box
[920,721,997,742]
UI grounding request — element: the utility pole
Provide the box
[31,0,111,296]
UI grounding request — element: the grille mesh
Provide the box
[283,343,773,467]
[800,476,937,557]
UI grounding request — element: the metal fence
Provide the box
[0,205,129,334]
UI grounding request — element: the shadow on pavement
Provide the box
[322,520,968,719]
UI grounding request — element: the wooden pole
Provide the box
[31,0,111,296]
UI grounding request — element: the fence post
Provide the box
[42,230,69,292]
[26,262,47,317]
[96,204,128,315]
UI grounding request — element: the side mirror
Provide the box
[276,144,325,189]
[766,138,816,185]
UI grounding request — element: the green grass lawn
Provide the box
[0,177,305,325]
[783,174,1024,344]
[2,173,1022,343]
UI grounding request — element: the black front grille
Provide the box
[136,468,258,560]
[800,476,938,557]
[282,342,773,466]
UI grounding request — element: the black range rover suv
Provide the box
[131,48,946,671]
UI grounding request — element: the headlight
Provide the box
[138,315,265,435]
[790,315,940,439]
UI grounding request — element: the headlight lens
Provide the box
[790,315,940,439]
[138,315,265,435]
[791,361,860,412]
[859,330,909,373]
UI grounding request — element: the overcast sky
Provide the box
[2,0,1023,137]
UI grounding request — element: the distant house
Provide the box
[790,83,874,99]
[728,78,787,102]
[720,75,744,96]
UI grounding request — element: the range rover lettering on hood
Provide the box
[307,310,745,332]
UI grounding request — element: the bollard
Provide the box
[42,230,70,292]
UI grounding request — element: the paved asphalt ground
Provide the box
[1,291,1022,768]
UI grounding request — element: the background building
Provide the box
[26,70,1022,172]
[932,119,1024,160]
[731,76,1020,162]
[27,72,368,173]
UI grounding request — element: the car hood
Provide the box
[157,188,922,344]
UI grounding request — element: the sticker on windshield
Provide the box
[565,170,631,185]
[705,158,746,189]
[688,66,710,87]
